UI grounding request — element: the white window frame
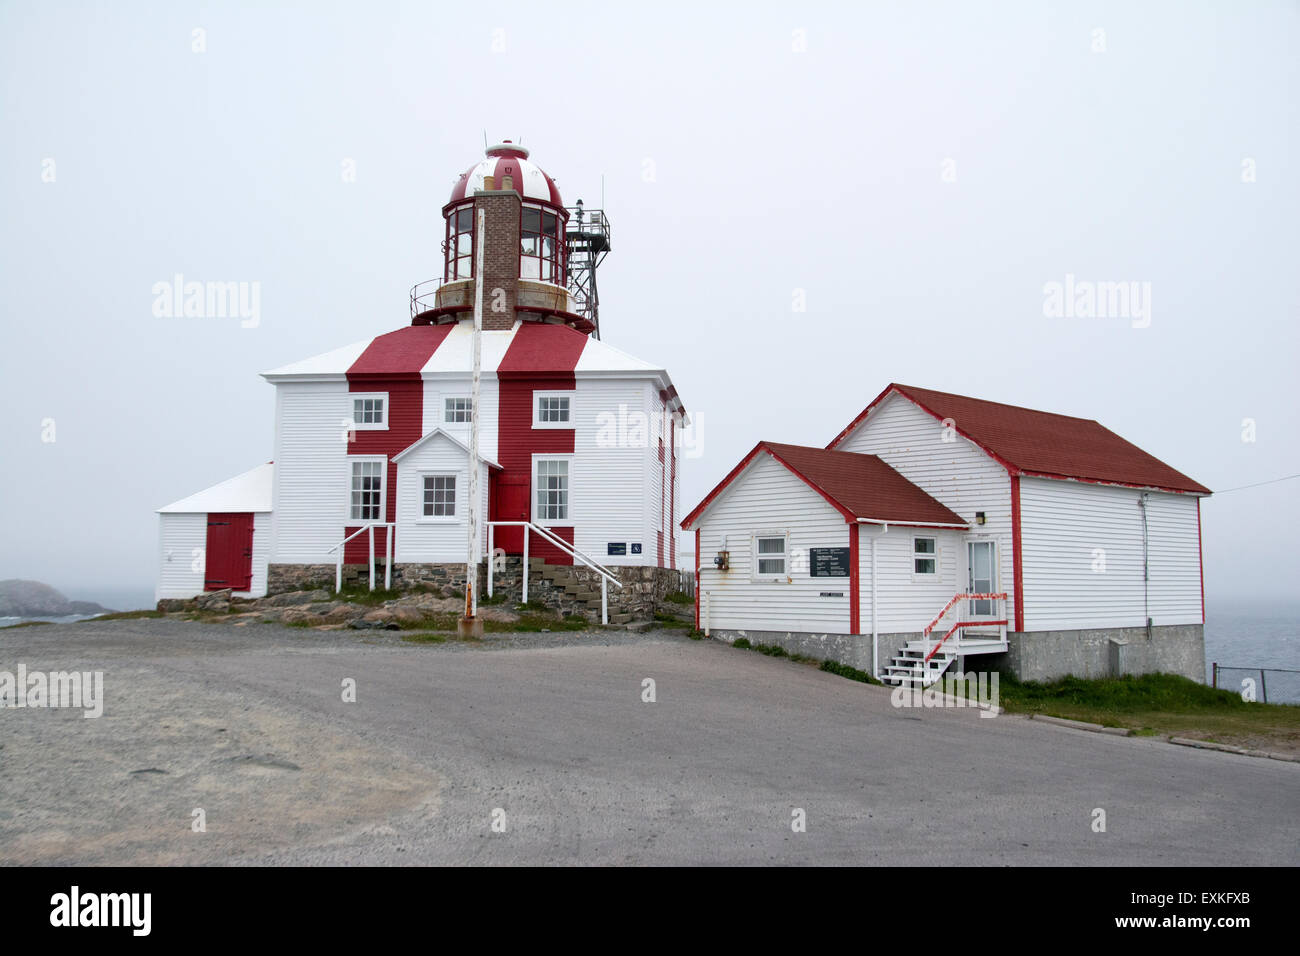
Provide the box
[347,456,387,523]
[752,531,790,582]
[912,535,939,579]
[417,471,459,523]
[532,454,573,525]
[533,391,574,429]
[443,395,472,425]
[350,392,388,430]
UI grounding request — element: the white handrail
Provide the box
[485,521,623,624]
[327,523,395,593]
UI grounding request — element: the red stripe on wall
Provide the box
[343,326,452,565]
[494,323,586,564]
[1010,473,1025,632]
[849,522,860,634]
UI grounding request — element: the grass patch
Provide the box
[81,610,165,622]
[971,672,1300,748]
[664,591,694,606]
[1,620,54,629]
[820,659,880,685]
[732,637,751,649]
[330,586,404,607]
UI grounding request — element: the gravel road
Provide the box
[1,619,1295,865]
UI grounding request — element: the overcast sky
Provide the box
[1,0,1296,607]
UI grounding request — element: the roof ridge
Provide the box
[893,383,1101,425]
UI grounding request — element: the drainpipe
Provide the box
[1138,493,1151,639]
[868,522,889,678]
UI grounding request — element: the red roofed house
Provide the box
[681,384,1209,684]
[157,143,686,622]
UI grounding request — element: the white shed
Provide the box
[156,462,273,600]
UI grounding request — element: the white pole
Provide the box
[466,208,485,620]
[523,528,529,603]
[385,524,392,590]
[487,523,494,599]
[336,551,342,593]
[368,525,375,592]
[601,576,607,625]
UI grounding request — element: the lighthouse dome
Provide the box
[447,141,563,208]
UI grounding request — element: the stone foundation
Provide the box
[1004,624,1205,683]
[703,623,1206,683]
[267,559,682,622]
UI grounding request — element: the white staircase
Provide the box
[880,592,1009,688]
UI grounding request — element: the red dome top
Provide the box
[447,141,563,208]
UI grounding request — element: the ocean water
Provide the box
[1205,598,1300,704]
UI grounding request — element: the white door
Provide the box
[967,540,996,616]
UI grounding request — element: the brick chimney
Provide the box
[473,184,521,332]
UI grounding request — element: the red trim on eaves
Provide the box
[1010,474,1025,632]
[849,522,860,635]
[1197,497,1205,625]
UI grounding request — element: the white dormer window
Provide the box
[352,394,387,429]
[534,392,573,428]
[444,397,471,423]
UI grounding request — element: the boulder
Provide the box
[258,589,331,608]
[195,589,233,612]
[280,608,320,626]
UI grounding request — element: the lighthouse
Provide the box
[155,142,687,623]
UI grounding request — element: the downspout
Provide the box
[868,522,889,678]
[1138,493,1151,639]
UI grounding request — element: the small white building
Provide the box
[681,383,1210,684]
[156,462,272,600]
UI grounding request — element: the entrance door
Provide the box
[205,513,254,592]
[967,540,996,616]
[491,475,531,554]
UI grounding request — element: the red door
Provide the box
[205,513,254,592]
[491,475,531,554]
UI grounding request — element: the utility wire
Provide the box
[1214,473,1300,494]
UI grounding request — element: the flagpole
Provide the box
[461,206,486,637]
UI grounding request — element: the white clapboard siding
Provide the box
[1019,477,1202,630]
[697,454,852,634]
[572,376,653,565]
[271,381,352,562]
[835,391,1014,626]
[858,526,964,634]
[424,375,501,464]
[156,514,207,600]
[248,512,271,597]
[394,434,489,563]
[642,380,665,567]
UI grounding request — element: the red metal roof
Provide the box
[829,384,1210,495]
[681,441,967,530]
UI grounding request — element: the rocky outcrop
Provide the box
[0,580,112,618]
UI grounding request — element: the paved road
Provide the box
[1,620,1296,865]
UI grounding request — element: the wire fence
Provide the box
[1211,664,1300,704]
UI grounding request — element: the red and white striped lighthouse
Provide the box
[157,141,687,622]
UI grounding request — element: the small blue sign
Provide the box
[631,542,642,554]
